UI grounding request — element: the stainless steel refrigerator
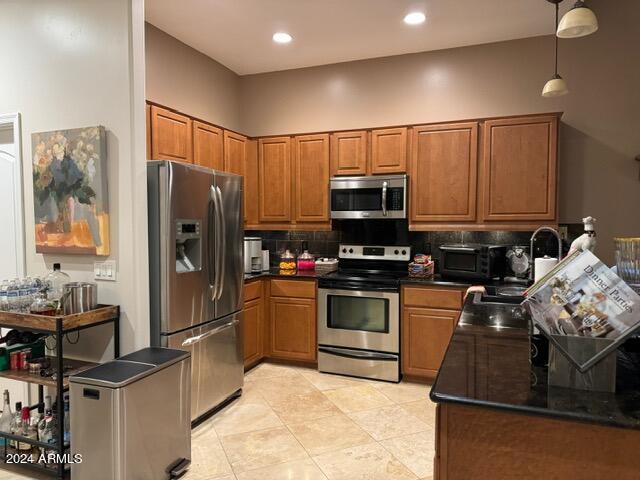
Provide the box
[147,160,244,422]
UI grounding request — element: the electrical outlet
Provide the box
[94,260,117,281]
[558,225,568,241]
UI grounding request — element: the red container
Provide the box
[19,350,30,370]
[10,352,19,370]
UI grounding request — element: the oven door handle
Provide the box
[318,283,398,292]
[319,346,398,361]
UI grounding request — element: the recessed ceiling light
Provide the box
[272,32,293,44]
[403,12,426,25]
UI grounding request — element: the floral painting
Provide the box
[32,126,109,255]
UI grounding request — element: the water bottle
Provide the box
[6,279,18,313]
[0,280,8,311]
[18,278,31,313]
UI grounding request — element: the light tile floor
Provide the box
[188,363,436,480]
[5,362,436,480]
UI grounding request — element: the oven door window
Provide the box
[331,188,382,211]
[443,252,477,272]
[327,295,389,333]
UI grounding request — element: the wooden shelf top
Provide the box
[0,304,119,333]
[0,356,98,389]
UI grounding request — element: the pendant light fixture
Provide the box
[542,0,568,97]
[557,1,598,38]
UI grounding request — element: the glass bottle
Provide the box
[6,279,19,313]
[9,401,22,450]
[0,280,8,311]
[45,263,70,302]
[38,396,53,454]
[18,406,35,452]
[0,390,12,448]
[63,396,70,444]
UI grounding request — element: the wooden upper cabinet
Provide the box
[150,105,193,163]
[293,134,330,223]
[410,122,478,223]
[244,139,259,225]
[258,136,292,222]
[481,115,558,222]
[224,130,247,176]
[370,127,407,174]
[193,121,223,170]
[330,131,367,176]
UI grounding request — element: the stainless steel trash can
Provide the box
[70,347,191,479]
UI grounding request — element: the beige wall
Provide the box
[238,0,640,263]
[0,0,149,359]
[145,23,242,132]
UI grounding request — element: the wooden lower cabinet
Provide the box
[243,297,263,368]
[402,285,464,378]
[269,296,317,362]
[243,280,264,369]
[402,306,459,377]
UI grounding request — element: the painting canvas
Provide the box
[32,126,109,255]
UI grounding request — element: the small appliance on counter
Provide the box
[70,347,191,480]
[261,250,270,271]
[505,246,531,282]
[439,244,507,281]
[244,237,263,273]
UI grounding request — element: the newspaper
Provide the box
[524,250,640,370]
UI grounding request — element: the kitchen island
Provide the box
[430,295,640,480]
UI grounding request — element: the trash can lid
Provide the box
[69,347,190,388]
[70,361,156,388]
[118,347,189,367]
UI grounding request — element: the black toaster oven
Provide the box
[439,244,507,281]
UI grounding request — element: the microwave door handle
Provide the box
[215,186,226,300]
[381,181,388,217]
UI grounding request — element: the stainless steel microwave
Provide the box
[330,174,407,219]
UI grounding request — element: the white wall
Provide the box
[145,23,242,131]
[0,0,149,360]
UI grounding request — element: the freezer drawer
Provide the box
[165,313,243,421]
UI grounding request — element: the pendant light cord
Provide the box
[554,3,559,75]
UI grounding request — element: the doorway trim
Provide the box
[0,112,25,278]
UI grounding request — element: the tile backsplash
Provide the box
[247,220,581,268]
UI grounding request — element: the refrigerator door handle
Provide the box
[215,186,226,300]
[209,185,218,301]
[182,332,205,347]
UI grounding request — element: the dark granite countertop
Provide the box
[430,295,640,430]
[244,269,325,281]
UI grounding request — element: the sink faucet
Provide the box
[529,226,563,282]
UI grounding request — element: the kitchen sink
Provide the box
[472,285,527,306]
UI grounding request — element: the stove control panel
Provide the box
[338,245,411,261]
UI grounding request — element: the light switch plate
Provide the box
[558,225,568,241]
[94,260,117,281]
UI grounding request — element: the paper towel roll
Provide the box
[534,256,558,282]
[262,250,270,271]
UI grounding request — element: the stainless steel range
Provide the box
[317,244,410,382]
